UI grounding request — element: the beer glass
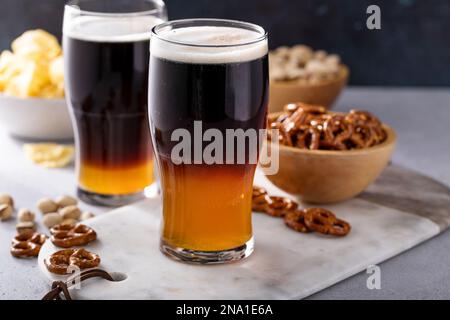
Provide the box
[63,0,167,206]
[149,19,269,263]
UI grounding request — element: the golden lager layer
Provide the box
[79,160,154,195]
[160,158,255,251]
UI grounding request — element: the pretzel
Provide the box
[349,125,376,148]
[284,102,327,116]
[45,249,75,275]
[265,196,298,217]
[303,208,351,236]
[295,126,320,150]
[282,103,327,133]
[346,110,381,127]
[45,248,101,275]
[322,114,354,150]
[10,231,47,258]
[284,209,310,233]
[50,223,97,248]
[252,186,270,212]
[269,105,387,151]
[251,186,351,236]
[346,110,386,147]
[70,248,101,269]
[253,186,267,198]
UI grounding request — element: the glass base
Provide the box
[77,187,149,207]
[160,237,254,265]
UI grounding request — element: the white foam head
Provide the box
[64,15,164,42]
[151,26,268,64]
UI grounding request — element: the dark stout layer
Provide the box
[66,37,153,168]
[149,55,269,161]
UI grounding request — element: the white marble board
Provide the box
[37,165,450,299]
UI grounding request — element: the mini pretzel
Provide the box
[295,126,320,150]
[322,114,353,150]
[12,230,47,246]
[265,196,298,217]
[252,186,270,212]
[50,223,97,248]
[271,121,294,146]
[284,102,327,116]
[284,209,310,233]
[304,208,351,236]
[346,110,381,127]
[352,124,377,148]
[70,248,101,270]
[45,248,100,275]
[252,186,267,198]
[10,231,47,258]
[282,103,326,132]
[327,218,352,236]
[45,249,75,275]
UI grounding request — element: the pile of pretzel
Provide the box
[44,223,100,275]
[269,102,387,150]
[10,221,101,276]
[253,186,351,236]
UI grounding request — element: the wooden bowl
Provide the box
[263,118,397,204]
[268,65,349,113]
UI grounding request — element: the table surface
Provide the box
[1,87,450,300]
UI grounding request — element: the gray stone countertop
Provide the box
[0,87,449,299]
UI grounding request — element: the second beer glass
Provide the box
[149,19,269,263]
[63,0,167,206]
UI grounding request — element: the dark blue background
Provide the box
[0,0,448,86]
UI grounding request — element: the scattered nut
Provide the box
[37,198,58,214]
[325,54,340,66]
[55,195,78,208]
[16,221,36,234]
[59,205,81,220]
[17,209,35,222]
[80,211,95,221]
[0,204,13,221]
[314,50,328,61]
[42,212,63,228]
[0,194,14,207]
[61,218,78,226]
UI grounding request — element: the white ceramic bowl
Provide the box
[0,94,73,140]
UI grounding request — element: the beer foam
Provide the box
[151,26,268,64]
[64,16,164,42]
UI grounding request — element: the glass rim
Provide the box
[65,0,166,17]
[151,18,268,48]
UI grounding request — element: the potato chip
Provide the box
[4,60,49,97]
[0,50,15,74]
[23,143,74,168]
[12,29,61,61]
[0,30,64,98]
[0,51,22,91]
[49,55,64,87]
[40,83,64,98]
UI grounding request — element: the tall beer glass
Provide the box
[63,0,167,206]
[149,19,269,263]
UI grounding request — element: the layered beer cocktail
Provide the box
[149,19,269,263]
[63,0,167,206]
